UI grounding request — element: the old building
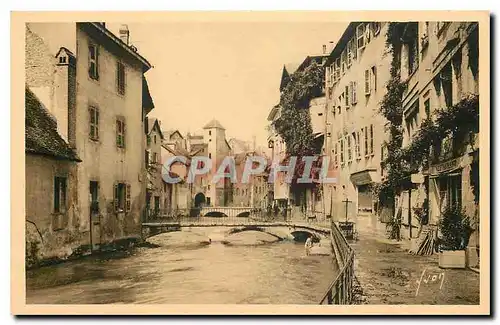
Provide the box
[202,119,232,206]
[323,22,391,224]
[268,52,328,220]
[26,22,154,253]
[144,118,164,217]
[396,22,480,264]
[25,87,82,265]
[160,119,233,209]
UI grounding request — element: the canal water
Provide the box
[26,228,338,304]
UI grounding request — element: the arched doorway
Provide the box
[194,192,206,208]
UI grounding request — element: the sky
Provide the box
[108,22,347,148]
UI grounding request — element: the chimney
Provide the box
[119,24,130,45]
[329,41,335,52]
[322,44,327,54]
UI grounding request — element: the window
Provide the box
[371,66,377,92]
[356,23,366,51]
[347,134,352,163]
[345,85,350,108]
[405,23,419,76]
[424,98,431,117]
[439,175,462,211]
[351,81,357,104]
[54,176,67,213]
[335,58,341,81]
[341,50,347,75]
[406,109,420,140]
[117,61,126,95]
[153,152,158,164]
[347,39,353,67]
[154,196,160,213]
[154,135,157,144]
[340,138,344,164]
[370,124,374,155]
[88,43,99,80]
[364,127,369,157]
[209,153,212,159]
[89,106,99,140]
[334,143,338,167]
[329,63,335,84]
[114,182,131,212]
[59,56,66,64]
[145,150,150,165]
[209,130,212,136]
[116,119,126,148]
[364,69,371,95]
[338,94,343,114]
[90,181,99,215]
[355,131,361,159]
[441,64,453,107]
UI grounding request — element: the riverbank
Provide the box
[25,236,154,270]
[351,223,480,305]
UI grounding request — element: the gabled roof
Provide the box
[142,77,155,116]
[164,129,184,140]
[203,119,225,130]
[146,117,164,139]
[25,87,80,162]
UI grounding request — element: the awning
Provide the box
[350,168,377,186]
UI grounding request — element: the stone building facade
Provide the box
[25,22,154,256]
[323,22,391,224]
[397,22,480,264]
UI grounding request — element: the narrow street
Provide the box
[351,218,480,305]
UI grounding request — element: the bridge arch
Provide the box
[290,230,321,243]
[204,211,228,218]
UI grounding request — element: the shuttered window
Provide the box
[89,106,99,140]
[88,43,99,80]
[116,119,126,148]
[370,124,374,155]
[364,69,371,95]
[351,81,357,104]
[117,61,126,95]
[114,183,131,212]
[364,127,369,157]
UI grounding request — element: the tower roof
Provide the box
[203,119,225,130]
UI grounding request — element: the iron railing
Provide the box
[142,207,290,226]
[319,220,355,305]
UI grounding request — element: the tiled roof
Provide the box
[25,87,80,162]
[203,119,225,130]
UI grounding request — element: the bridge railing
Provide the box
[142,207,289,226]
[319,220,355,305]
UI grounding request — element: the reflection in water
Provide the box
[26,228,338,304]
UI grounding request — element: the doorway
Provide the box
[194,192,206,208]
[89,181,100,251]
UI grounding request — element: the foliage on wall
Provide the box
[375,22,480,239]
[273,60,325,185]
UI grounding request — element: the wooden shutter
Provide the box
[95,45,99,79]
[351,81,357,104]
[365,69,371,94]
[345,85,349,107]
[126,184,131,212]
[114,183,119,212]
[122,121,126,148]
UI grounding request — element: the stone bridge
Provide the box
[199,206,253,218]
[142,215,331,242]
[224,224,330,242]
